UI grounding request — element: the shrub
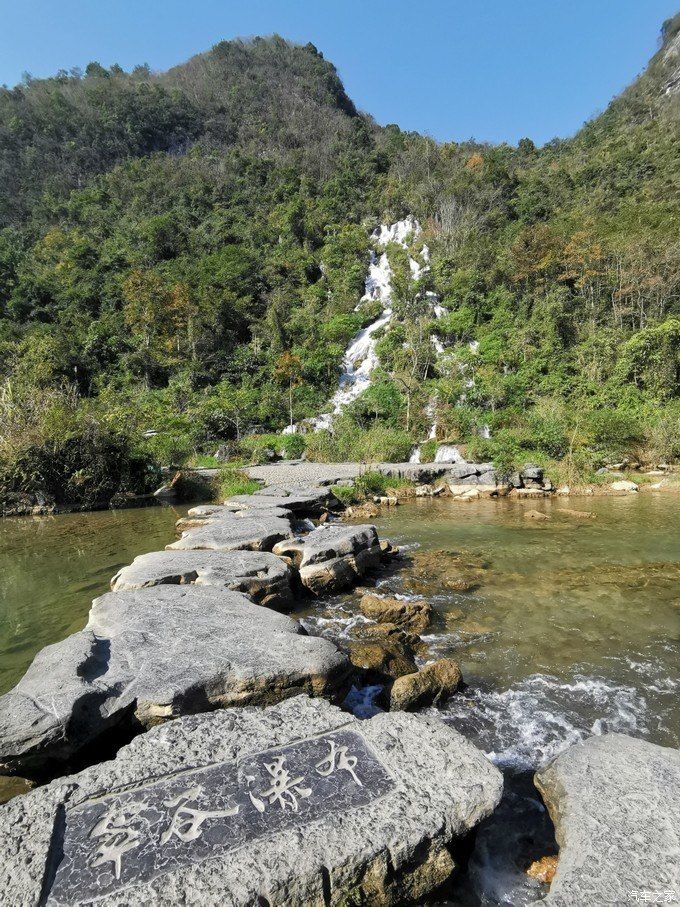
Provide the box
[238,432,305,464]
[418,439,438,462]
[0,383,157,508]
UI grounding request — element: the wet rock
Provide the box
[610,479,639,493]
[168,512,293,553]
[359,593,432,633]
[524,509,550,520]
[274,524,381,594]
[0,587,349,776]
[0,696,502,906]
[406,549,488,595]
[347,637,418,681]
[533,734,680,907]
[0,775,34,805]
[110,550,294,611]
[379,538,400,559]
[390,658,463,711]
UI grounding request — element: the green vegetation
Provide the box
[218,468,261,500]
[331,470,414,505]
[1,18,678,507]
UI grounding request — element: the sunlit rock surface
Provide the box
[0,696,502,906]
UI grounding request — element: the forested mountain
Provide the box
[0,15,678,507]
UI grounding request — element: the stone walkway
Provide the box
[244,460,463,487]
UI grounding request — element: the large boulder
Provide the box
[0,587,350,777]
[0,696,503,906]
[274,524,382,594]
[390,659,463,711]
[168,512,293,552]
[533,734,680,907]
[110,549,294,611]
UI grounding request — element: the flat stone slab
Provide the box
[274,523,382,593]
[533,733,680,907]
[0,696,503,906]
[110,550,294,611]
[248,485,339,513]
[0,588,349,776]
[168,512,293,552]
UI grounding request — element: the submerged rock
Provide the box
[0,696,503,906]
[0,775,34,805]
[168,512,293,552]
[390,658,463,711]
[274,524,381,594]
[110,549,294,610]
[0,587,349,776]
[533,733,680,907]
[359,593,432,633]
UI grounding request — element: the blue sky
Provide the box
[1,0,677,145]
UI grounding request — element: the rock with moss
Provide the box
[359,593,432,633]
[390,658,463,711]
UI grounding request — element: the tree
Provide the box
[274,352,303,429]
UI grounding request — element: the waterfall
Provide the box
[286,218,425,433]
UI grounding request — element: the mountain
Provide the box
[0,18,678,507]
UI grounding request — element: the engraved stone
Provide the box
[0,696,503,906]
[48,730,392,904]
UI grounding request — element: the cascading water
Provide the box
[286,215,485,456]
[287,217,432,434]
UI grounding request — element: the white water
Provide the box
[288,217,432,433]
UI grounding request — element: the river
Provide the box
[1,494,678,903]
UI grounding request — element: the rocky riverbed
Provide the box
[0,474,678,905]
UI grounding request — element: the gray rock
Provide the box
[444,463,479,481]
[477,470,499,486]
[0,588,349,776]
[449,473,480,486]
[168,512,293,552]
[249,485,339,513]
[274,524,381,594]
[0,696,503,906]
[521,464,543,482]
[533,734,680,907]
[110,550,294,611]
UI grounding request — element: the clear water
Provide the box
[305,494,680,769]
[0,505,184,695]
[298,493,680,905]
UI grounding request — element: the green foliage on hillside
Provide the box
[0,22,678,503]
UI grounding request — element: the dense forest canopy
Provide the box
[0,16,679,506]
